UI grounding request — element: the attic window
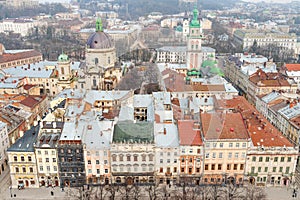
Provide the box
[88,125,92,130]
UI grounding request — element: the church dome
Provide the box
[86,32,114,49]
[86,18,114,49]
[58,53,69,62]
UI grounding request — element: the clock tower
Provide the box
[186,7,203,69]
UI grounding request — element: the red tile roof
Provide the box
[249,69,290,87]
[0,50,42,64]
[178,120,203,146]
[215,96,293,147]
[286,64,300,71]
[23,84,36,90]
[201,112,250,140]
[162,69,192,92]
[19,95,45,109]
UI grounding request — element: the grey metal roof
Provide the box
[7,125,39,152]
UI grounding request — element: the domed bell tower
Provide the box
[57,53,71,81]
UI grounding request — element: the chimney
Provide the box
[53,122,57,129]
[290,102,295,108]
[163,128,167,135]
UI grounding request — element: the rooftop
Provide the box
[154,123,179,147]
[201,112,250,140]
[7,124,39,152]
[113,121,154,143]
[178,120,203,146]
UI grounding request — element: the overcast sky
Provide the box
[243,0,299,2]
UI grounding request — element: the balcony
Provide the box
[165,172,172,176]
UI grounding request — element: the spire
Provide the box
[96,18,103,32]
[190,5,200,28]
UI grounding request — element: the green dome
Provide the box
[201,60,216,68]
[209,67,224,77]
[58,53,69,62]
[186,76,191,81]
[176,25,183,32]
[190,7,200,28]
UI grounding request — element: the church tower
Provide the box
[186,7,203,69]
[182,11,189,41]
[57,53,73,91]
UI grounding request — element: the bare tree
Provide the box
[119,184,133,200]
[221,183,244,200]
[243,185,266,200]
[92,184,108,200]
[132,184,142,200]
[145,183,160,200]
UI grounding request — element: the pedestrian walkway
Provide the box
[3,187,68,200]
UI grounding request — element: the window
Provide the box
[258,167,261,172]
[251,167,255,173]
[52,151,55,155]
[240,164,244,170]
[235,153,239,158]
[47,166,50,171]
[160,159,163,164]
[219,153,223,158]
[15,167,19,173]
[218,164,222,170]
[213,143,217,148]
[182,148,186,153]
[181,168,184,173]
[280,157,284,162]
[88,169,92,174]
[196,167,200,173]
[265,157,270,162]
[21,156,25,161]
[97,169,100,174]
[119,155,124,161]
[197,149,201,154]
[274,157,278,162]
[29,167,33,173]
[205,153,209,158]
[112,156,117,162]
[174,159,177,163]
[229,143,233,147]
[37,151,41,155]
[287,157,292,162]
[220,143,224,148]
[252,157,256,162]
[236,143,240,148]
[104,160,108,164]
[233,164,238,170]
[279,167,283,172]
[149,154,154,161]
[160,167,163,173]
[273,167,276,172]
[127,155,131,161]
[241,152,246,158]
[264,167,268,172]
[53,158,56,162]
[167,159,171,163]
[28,156,32,162]
[134,155,138,161]
[228,153,232,159]
[205,164,209,170]
[88,160,91,164]
[211,164,215,170]
[46,158,49,162]
[242,143,246,147]
[14,156,17,162]
[259,157,263,162]
[227,164,231,170]
[160,152,163,156]
[38,158,42,163]
[22,167,26,173]
[96,160,100,164]
[212,153,216,159]
[189,149,193,153]
[286,167,290,174]
[174,167,177,172]
[54,166,57,171]
[45,151,48,155]
[105,169,108,173]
